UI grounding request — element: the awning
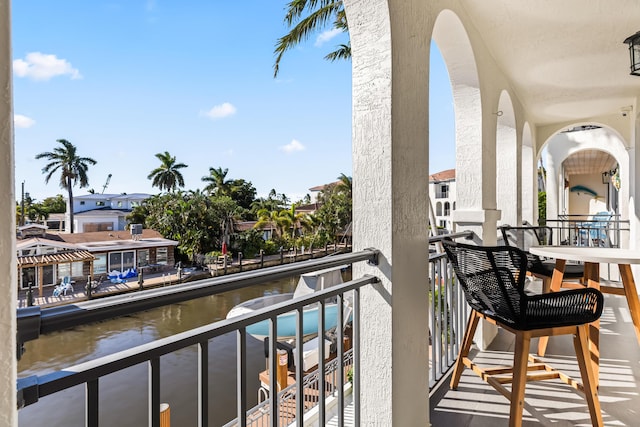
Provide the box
[17,250,96,269]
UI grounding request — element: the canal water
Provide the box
[18,275,309,426]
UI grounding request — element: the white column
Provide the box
[346,0,431,424]
[0,0,18,425]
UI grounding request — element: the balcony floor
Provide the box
[430,281,640,426]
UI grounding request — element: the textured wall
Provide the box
[0,0,18,425]
[345,0,431,424]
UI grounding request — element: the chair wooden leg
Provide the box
[573,325,603,427]
[450,310,480,389]
[509,332,531,427]
[537,277,552,356]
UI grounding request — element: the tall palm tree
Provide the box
[201,167,232,196]
[274,0,350,77]
[35,139,97,233]
[147,151,188,192]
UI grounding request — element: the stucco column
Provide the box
[0,0,18,424]
[345,0,431,425]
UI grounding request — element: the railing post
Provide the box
[138,269,144,291]
[260,249,264,268]
[238,252,243,272]
[26,282,34,307]
[293,247,297,263]
[86,276,92,300]
[279,247,284,265]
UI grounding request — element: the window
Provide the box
[72,261,84,277]
[131,201,140,207]
[436,184,449,199]
[436,202,442,216]
[156,247,168,265]
[108,251,135,272]
[96,201,105,206]
[80,201,85,205]
[117,201,123,208]
[57,263,70,278]
[109,252,121,270]
[138,249,149,267]
[444,202,451,216]
[94,253,107,274]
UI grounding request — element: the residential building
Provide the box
[428,168,456,231]
[63,193,151,233]
[17,226,177,295]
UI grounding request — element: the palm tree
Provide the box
[201,167,232,196]
[336,173,352,198]
[35,139,97,233]
[274,0,350,77]
[147,151,188,192]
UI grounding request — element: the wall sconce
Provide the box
[623,31,640,76]
[602,169,617,184]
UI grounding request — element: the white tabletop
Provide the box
[529,246,640,265]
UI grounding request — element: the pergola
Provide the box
[17,250,95,297]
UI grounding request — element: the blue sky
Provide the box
[12,1,455,203]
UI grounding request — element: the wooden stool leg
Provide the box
[573,325,603,427]
[509,332,531,427]
[450,311,480,389]
[538,260,566,357]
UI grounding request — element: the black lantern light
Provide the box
[624,31,640,76]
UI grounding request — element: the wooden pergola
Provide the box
[17,250,96,297]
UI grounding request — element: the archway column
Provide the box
[345,0,431,424]
[0,0,17,424]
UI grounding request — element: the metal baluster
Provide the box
[198,340,209,427]
[149,357,160,427]
[237,329,247,427]
[86,378,99,427]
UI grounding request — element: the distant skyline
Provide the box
[12,1,455,203]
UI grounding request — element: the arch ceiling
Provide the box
[462,1,640,124]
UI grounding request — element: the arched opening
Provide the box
[521,122,536,224]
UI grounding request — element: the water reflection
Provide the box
[18,276,302,426]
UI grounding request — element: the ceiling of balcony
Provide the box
[462,1,640,126]
[562,149,618,175]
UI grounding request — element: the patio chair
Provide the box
[577,211,612,247]
[499,225,585,291]
[442,240,603,427]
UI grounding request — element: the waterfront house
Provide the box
[17,227,177,296]
[5,2,640,425]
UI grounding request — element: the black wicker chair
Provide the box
[442,240,603,427]
[500,225,587,356]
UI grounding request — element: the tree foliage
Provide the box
[147,151,188,192]
[35,139,97,233]
[274,0,350,77]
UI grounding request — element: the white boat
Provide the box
[226,265,348,340]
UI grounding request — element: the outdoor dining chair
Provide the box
[442,240,604,427]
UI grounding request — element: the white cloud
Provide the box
[14,114,35,128]
[13,52,82,81]
[280,139,305,153]
[201,102,237,120]
[314,28,342,47]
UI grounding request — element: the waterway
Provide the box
[18,275,311,426]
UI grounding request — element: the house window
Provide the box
[131,201,140,207]
[444,202,451,216]
[94,253,107,274]
[80,201,85,205]
[109,251,135,272]
[57,263,70,279]
[138,249,149,267]
[117,201,123,208]
[436,184,449,199]
[156,247,168,265]
[436,202,442,216]
[72,262,83,277]
[96,201,105,206]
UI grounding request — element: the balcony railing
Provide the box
[16,233,473,426]
[545,214,629,247]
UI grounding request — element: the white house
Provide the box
[65,193,151,233]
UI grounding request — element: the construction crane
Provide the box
[102,174,112,194]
